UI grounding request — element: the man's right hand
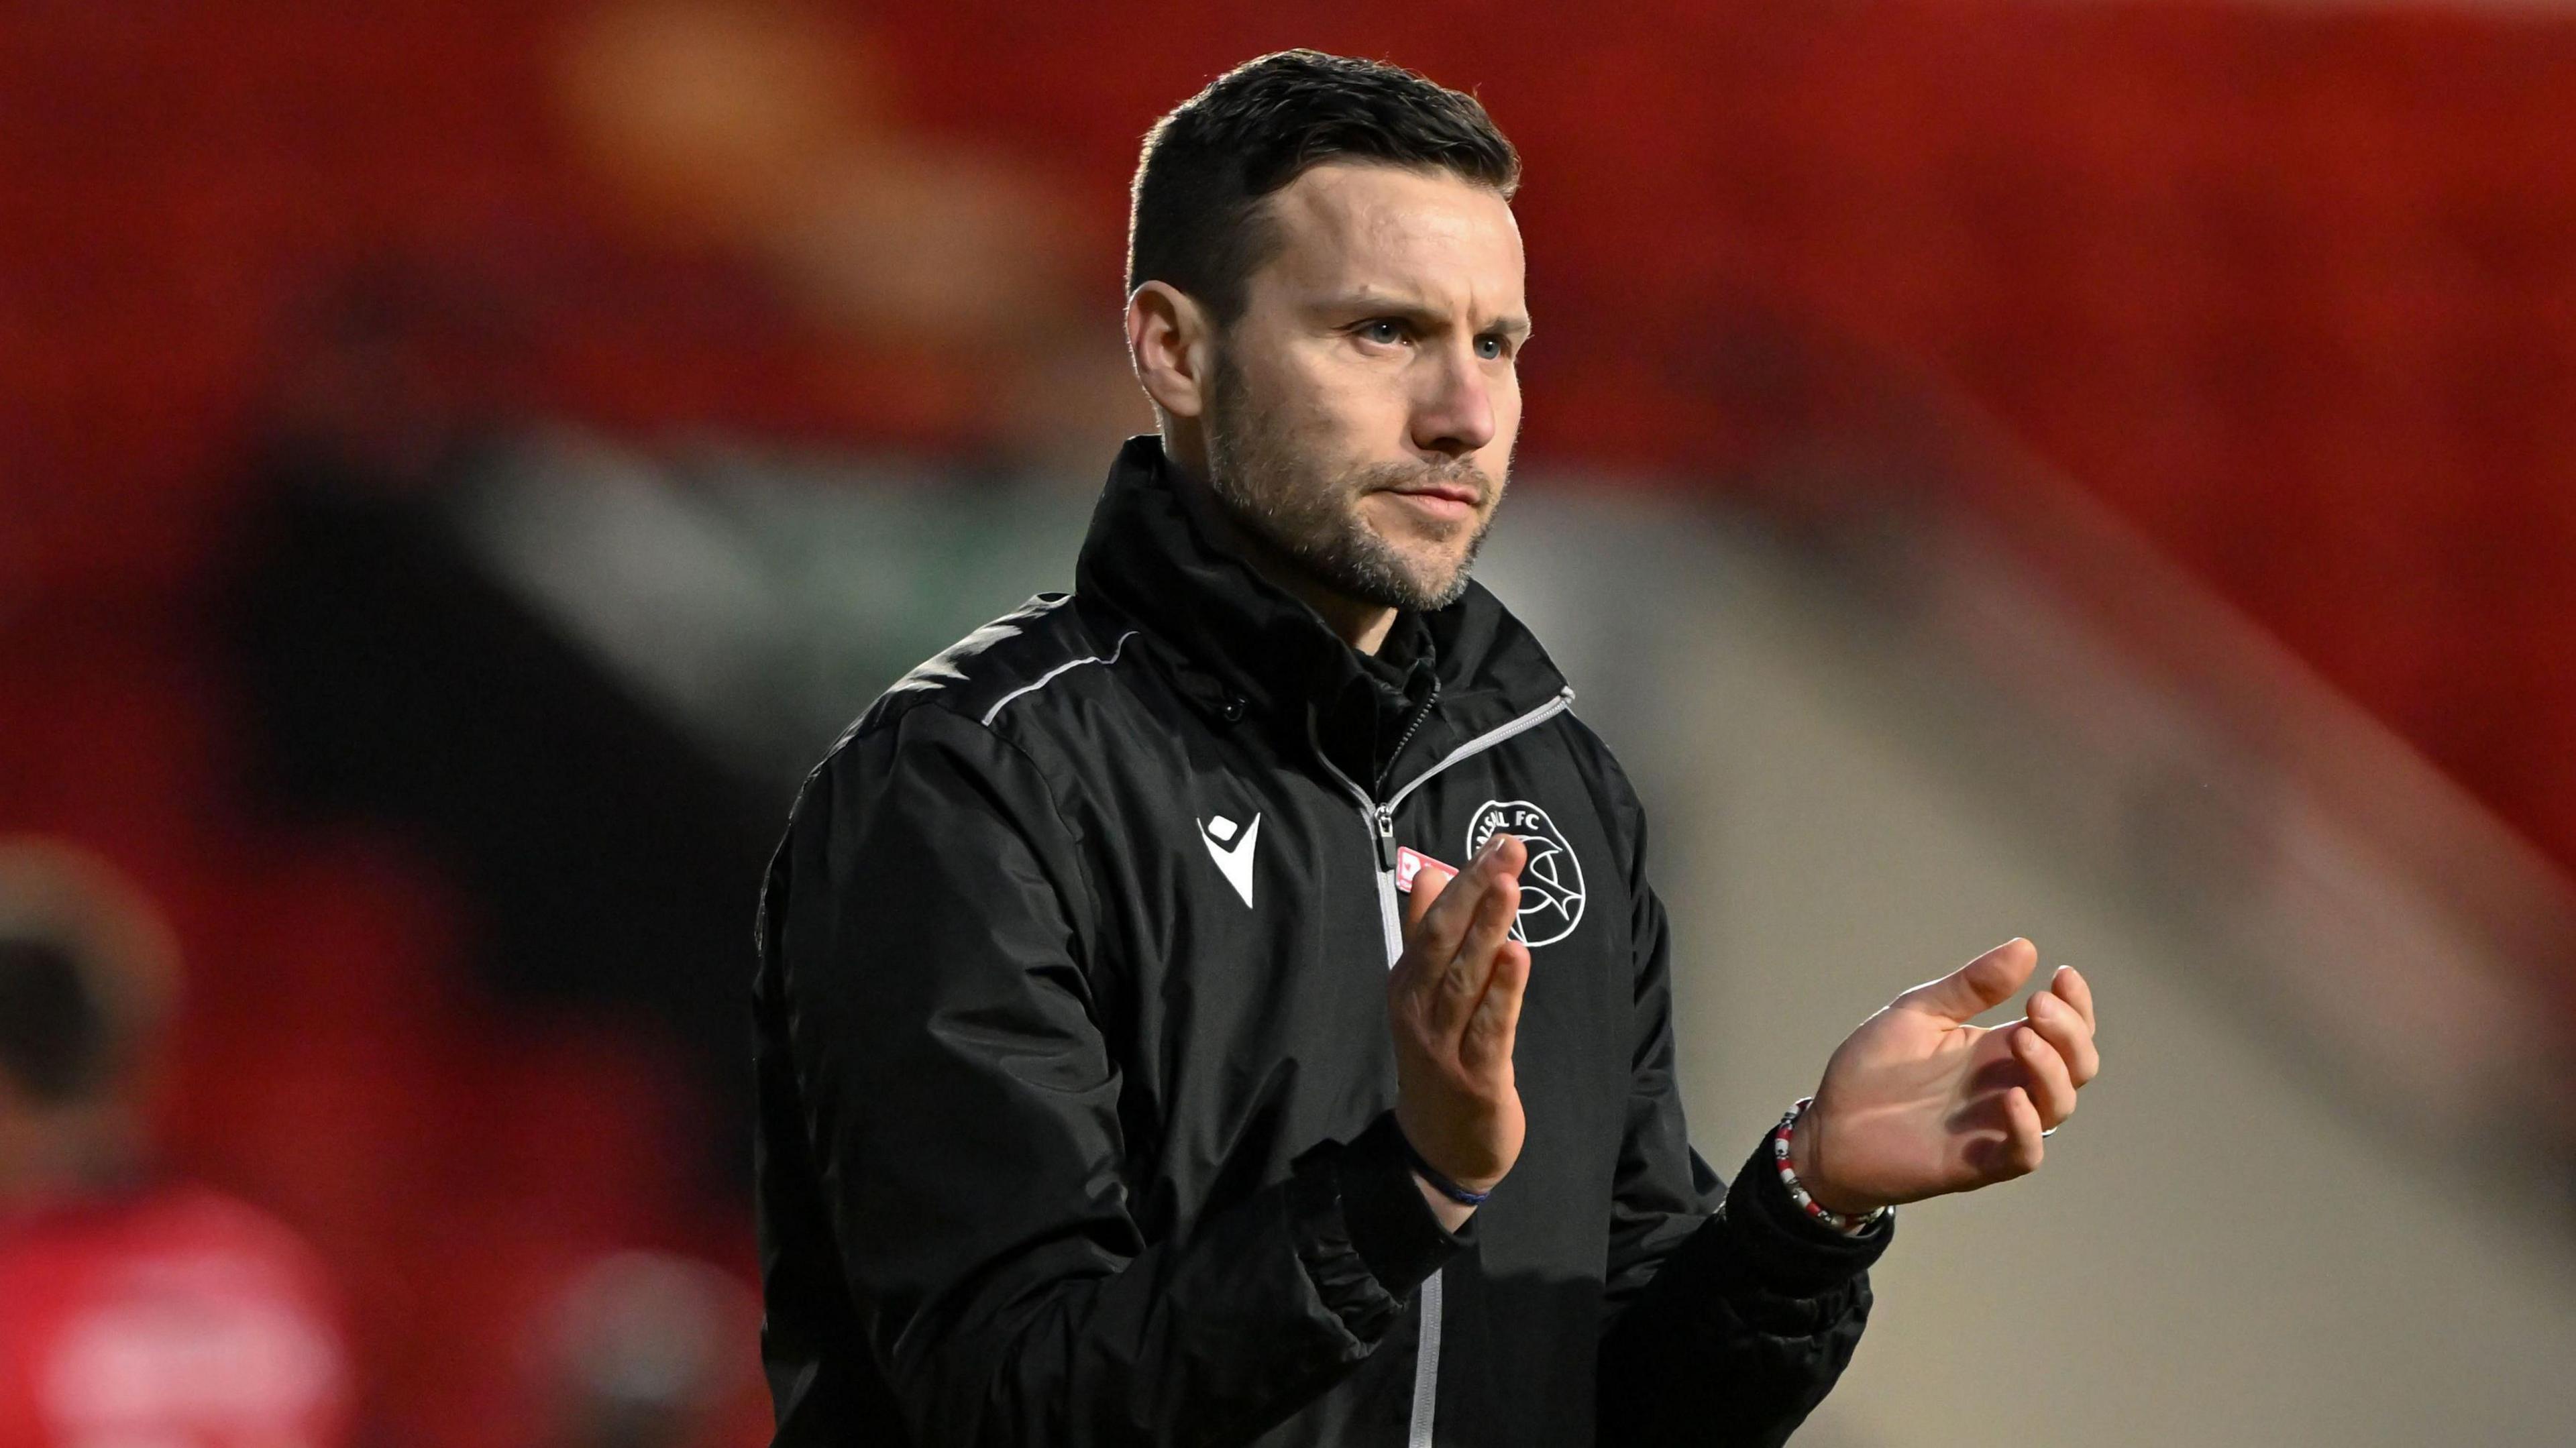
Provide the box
[1387,832,1531,1227]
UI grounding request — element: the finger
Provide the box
[2049,964,2098,1035]
[1459,940,1530,1072]
[1896,938,2039,1022]
[1407,836,1507,966]
[1404,856,1452,931]
[1996,1084,2046,1177]
[1437,833,1520,934]
[1432,873,1521,1033]
[2010,1022,2079,1128]
[2026,989,2100,1087]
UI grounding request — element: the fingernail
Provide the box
[1477,833,1507,864]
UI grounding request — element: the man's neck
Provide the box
[1161,438,1397,655]
[1238,537,1399,655]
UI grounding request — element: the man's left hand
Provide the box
[1788,938,2101,1215]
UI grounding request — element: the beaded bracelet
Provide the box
[1397,1129,1491,1208]
[1772,1099,1890,1237]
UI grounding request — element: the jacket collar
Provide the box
[1073,435,1569,743]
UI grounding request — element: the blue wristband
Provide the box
[1396,1130,1491,1207]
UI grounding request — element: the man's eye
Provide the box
[1476,335,1507,361]
[1360,321,1406,345]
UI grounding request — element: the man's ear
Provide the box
[1126,280,1215,422]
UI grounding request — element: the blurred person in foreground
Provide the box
[0,842,351,1448]
[755,50,2104,1447]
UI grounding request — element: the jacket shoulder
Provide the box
[770,594,1114,922]
[835,592,1138,753]
[1548,707,1652,865]
[1552,710,1641,802]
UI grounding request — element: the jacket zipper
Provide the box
[1305,683,1576,1448]
[1375,677,1442,801]
[1313,685,1578,965]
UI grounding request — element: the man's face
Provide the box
[1201,162,1528,612]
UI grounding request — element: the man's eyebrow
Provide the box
[1320,289,1438,320]
[1322,291,1533,337]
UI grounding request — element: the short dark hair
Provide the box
[1127,50,1521,324]
[0,936,113,1105]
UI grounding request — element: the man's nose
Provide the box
[1409,340,1497,459]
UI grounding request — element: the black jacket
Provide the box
[753,437,1887,1447]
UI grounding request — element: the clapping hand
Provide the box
[1787,939,2102,1215]
[1387,833,1530,1226]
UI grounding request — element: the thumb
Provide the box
[1896,938,2039,1021]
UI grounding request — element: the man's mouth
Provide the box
[1385,480,1483,507]
[1377,482,1482,526]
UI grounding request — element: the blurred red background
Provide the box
[6,3,2573,1445]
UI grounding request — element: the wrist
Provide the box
[1716,1125,1894,1297]
[1413,1171,1479,1231]
[1776,1099,1891,1232]
[1395,1123,1495,1206]
[1783,1115,1876,1216]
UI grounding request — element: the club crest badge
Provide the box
[1465,800,1586,946]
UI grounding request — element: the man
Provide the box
[0,841,352,1448]
[753,50,2102,1447]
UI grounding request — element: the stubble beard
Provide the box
[1201,349,1501,614]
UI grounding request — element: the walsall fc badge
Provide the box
[1465,800,1586,946]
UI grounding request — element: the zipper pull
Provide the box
[1373,805,1397,873]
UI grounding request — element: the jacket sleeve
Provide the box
[766,702,1460,1447]
[1593,792,1889,1448]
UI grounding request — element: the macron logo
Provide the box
[1197,813,1261,908]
